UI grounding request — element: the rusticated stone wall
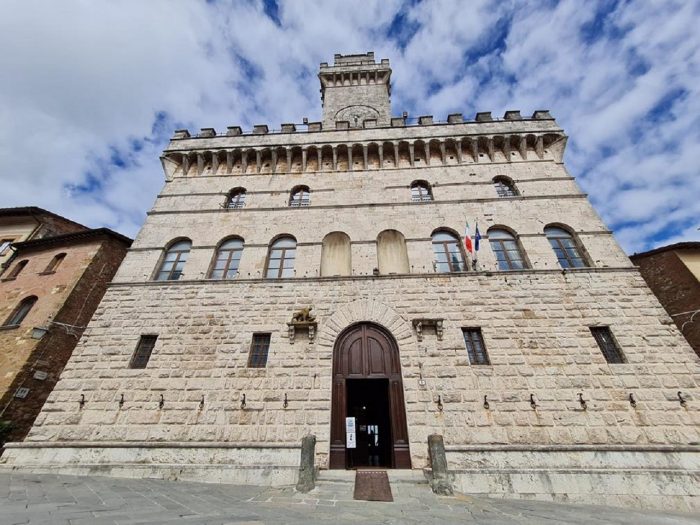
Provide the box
[24,270,699,468]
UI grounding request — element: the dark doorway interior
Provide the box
[346,379,392,468]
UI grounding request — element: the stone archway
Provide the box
[329,322,411,469]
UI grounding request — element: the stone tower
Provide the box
[320,52,392,128]
[3,52,698,512]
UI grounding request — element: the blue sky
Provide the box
[1,0,698,253]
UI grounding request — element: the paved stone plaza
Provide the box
[1,473,698,525]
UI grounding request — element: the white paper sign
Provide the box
[345,417,356,433]
[346,432,356,449]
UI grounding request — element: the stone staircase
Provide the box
[310,469,431,502]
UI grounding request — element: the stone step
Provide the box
[316,468,429,485]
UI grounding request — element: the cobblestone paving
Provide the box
[1,473,699,525]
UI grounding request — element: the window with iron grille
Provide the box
[289,186,310,207]
[544,226,587,268]
[5,259,28,280]
[227,188,246,209]
[462,328,490,365]
[410,181,433,202]
[248,333,271,368]
[590,327,625,364]
[493,177,519,197]
[129,335,158,369]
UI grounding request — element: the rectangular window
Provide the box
[590,327,625,364]
[129,335,158,369]
[462,328,490,365]
[248,333,271,368]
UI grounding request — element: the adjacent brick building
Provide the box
[631,242,700,357]
[0,220,131,445]
[2,53,699,511]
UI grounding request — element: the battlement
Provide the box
[320,51,390,70]
[170,110,555,140]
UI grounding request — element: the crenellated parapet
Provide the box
[160,110,566,180]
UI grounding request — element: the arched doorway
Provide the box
[330,322,411,469]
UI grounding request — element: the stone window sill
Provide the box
[0,324,20,331]
[1,277,17,282]
[38,271,56,276]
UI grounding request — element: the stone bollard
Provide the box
[428,434,453,495]
[296,434,316,493]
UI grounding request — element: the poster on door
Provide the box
[345,417,356,433]
[346,431,356,449]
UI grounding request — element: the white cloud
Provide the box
[0,0,697,254]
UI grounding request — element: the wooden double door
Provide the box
[330,323,411,469]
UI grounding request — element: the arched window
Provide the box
[377,230,409,274]
[410,181,433,202]
[154,239,192,281]
[432,230,467,273]
[493,176,519,197]
[43,253,66,273]
[544,226,587,268]
[208,237,244,279]
[488,228,528,270]
[226,188,246,209]
[266,236,296,278]
[321,232,351,276]
[3,296,37,327]
[5,259,28,279]
[289,186,310,207]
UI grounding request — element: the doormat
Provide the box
[353,469,393,502]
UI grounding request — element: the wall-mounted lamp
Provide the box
[119,393,124,409]
[483,395,490,410]
[628,393,637,408]
[159,394,164,409]
[678,391,687,407]
[283,393,288,409]
[529,394,538,409]
[199,395,205,410]
[79,394,85,409]
[578,393,587,410]
[241,393,247,409]
[436,395,443,412]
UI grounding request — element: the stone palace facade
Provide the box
[3,52,698,510]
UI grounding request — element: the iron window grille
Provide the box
[462,328,490,365]
[494,178,519,197]
[289,187,310,207]
[227,189,246,209]
[248,333,271,368]
[590,327,625,364]
[410,182,433,202]
[129,335,158,369]
[462,328,491,365]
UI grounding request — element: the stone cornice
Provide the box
[108,266,639,288]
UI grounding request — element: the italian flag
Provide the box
[464,220,474,256]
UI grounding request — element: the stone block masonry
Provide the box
[3,52,699,511]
